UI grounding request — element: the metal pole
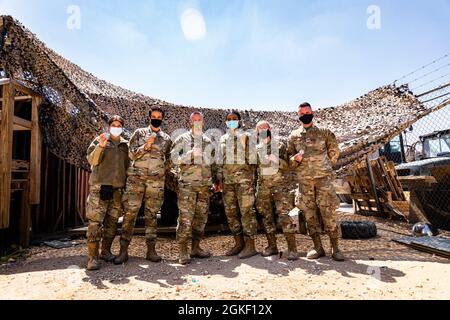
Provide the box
[399,133,406,163]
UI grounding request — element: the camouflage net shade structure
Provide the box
[0,15,434,173]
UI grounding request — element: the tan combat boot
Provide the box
[330,236,345,261]
[113,239,130,265]
[226,234,245,256]
[87,242,100,271]
[306,234,325,260]
[179,242,191,265]
[146,239,162,263]
[191,238,212,259]
[238,237,258,259]
[285,233,299,261]
[261,233,279,257]
[99,237,116,262]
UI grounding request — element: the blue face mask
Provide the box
[226,120,239,130]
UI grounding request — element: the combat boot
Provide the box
[146,239,162,263]
[226,234,245,256]
[330,236,345,261]
[261,233,279,257]
[191,238,211,259]
[306,234,325,260]
[87,241,100,271]
[238,237,258,259]
[285,233,299,261]
[99,237,116,262]
[113,239,130,265]
[179,242,191,265]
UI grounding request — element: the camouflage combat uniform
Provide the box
[219,130,257,239]
[120,127,172,243]
[287,125,340,237]
[171,131,219,243]
[86,136,129,244]
[255,139,296,235]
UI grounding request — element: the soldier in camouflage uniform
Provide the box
[254,121,299,260]
[114,107,173,264]
[219,111,258,259]
[85,115,129,271]
[171,112,220,265]
[288,102,345,261]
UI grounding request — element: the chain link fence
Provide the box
[378,55,450,230]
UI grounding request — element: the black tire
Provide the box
[159,189,179,226]
[209,192,228,225]
[340,221,377,239]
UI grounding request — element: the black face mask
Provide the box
[151,119,163,128]
[299,114,314,125]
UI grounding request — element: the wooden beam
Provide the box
[0,78,10,86]
[13,115,32,129]
[30,96,42,205]
[398,176,437,190]
[13,81,39,97]
[366,157,383,216]
[0,111,32,130]
[20,182,31,248]
[408,190,431,224]
[13,124,31,131]
[0,79,39,98]
[0,95,32,102]
[0,83,15,229]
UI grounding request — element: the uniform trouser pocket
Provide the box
[121,176,146,241]
[299,177,339,236]
[86,186,124,241]
[176,186,210,242]
[256,186,276,234]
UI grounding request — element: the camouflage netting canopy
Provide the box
[0,16,432,172]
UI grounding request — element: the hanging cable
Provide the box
[393,53,449,84]
[406,63,450,85]
[412,72,450,91]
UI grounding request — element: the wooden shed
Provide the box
[0,78,90,254]
[0,78,41,247]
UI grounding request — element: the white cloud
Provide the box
[101,19,148,48]
[223,5,342,71]
[180,8,206,41]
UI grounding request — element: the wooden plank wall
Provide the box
[30,96,42,205]
[0,83,14,229]
[32,146,89,234]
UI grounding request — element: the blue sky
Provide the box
[1,0,449,111]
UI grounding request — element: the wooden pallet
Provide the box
[347,157,409,221]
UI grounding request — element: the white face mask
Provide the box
[193,121,203,130]
[110,127,123,137]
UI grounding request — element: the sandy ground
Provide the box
[1,212,449,300]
